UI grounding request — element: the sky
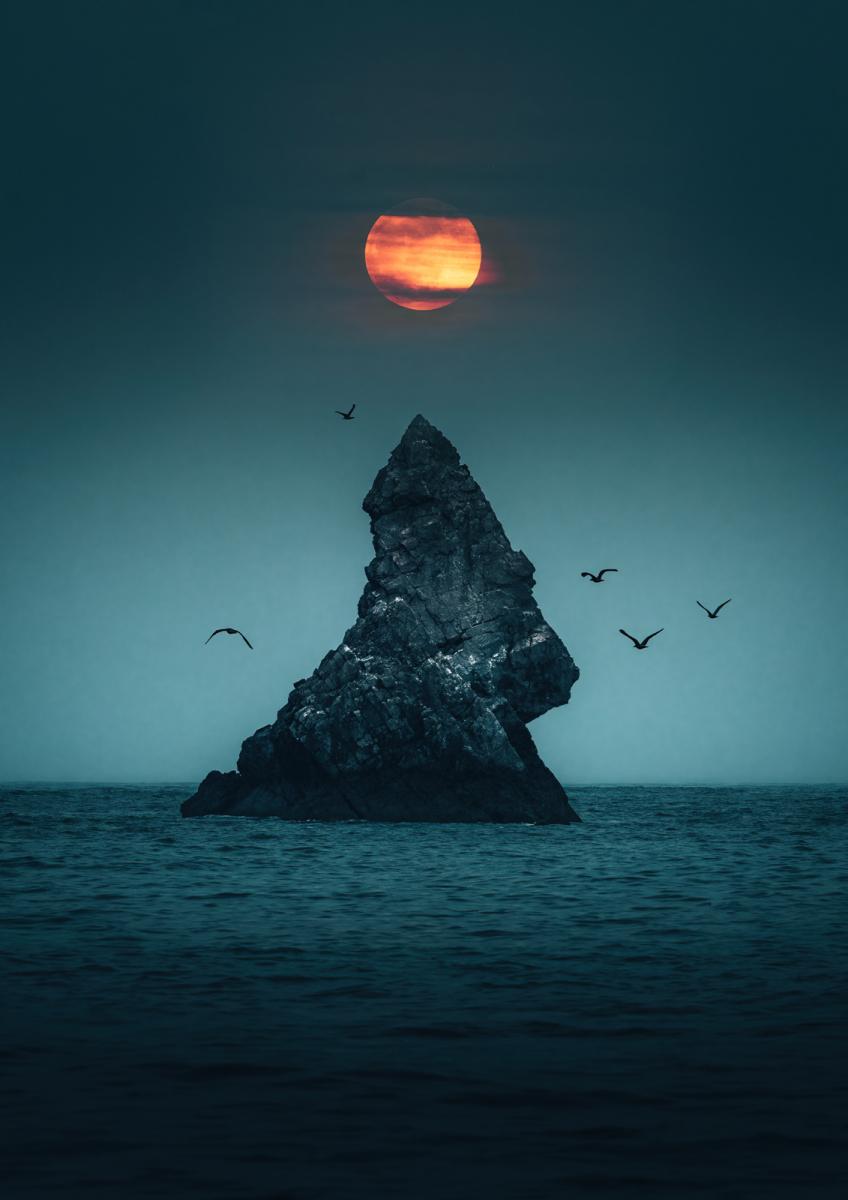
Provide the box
[1,0,846,785]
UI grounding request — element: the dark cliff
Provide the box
[182,416,580,822]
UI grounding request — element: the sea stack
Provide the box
[182,416,580,822]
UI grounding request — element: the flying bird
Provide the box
[619,628,664,650]
[205,628,253,649]
[335,404,356,421]
[697,599,731,619]
[581,569,618,583]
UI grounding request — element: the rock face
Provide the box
[182,416,580,823]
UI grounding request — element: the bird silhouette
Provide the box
[335,404,356,420]
[619,628,663,650]
[581,568,618,583]
[205,628,253,649]
[697,599,731,619]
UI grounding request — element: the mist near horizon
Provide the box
[2,2,846,787]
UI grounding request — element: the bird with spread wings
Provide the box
[205,628,253,649]
[581,568,618,583]
[619,628,663,650]
[697,599,731,619]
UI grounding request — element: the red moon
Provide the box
[364,199,482,311]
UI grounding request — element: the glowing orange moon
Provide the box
[364,199,482,311]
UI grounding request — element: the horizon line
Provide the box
[1,779,845,790]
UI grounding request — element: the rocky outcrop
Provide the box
[182,416,580,822]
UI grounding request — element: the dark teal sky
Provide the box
[2,1,846,783]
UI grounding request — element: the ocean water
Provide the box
[1,785,846,1200]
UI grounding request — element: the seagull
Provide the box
[697,599,731,619]
[205,628,253,649]
[581,569,618,583]
[335,404,356,421]
[619,628,663,650]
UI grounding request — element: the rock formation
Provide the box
[182,416,580,822]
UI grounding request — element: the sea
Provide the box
[1,784,846,1199]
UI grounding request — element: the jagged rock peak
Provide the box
[363,414,462,518]
[182,415,580,823]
